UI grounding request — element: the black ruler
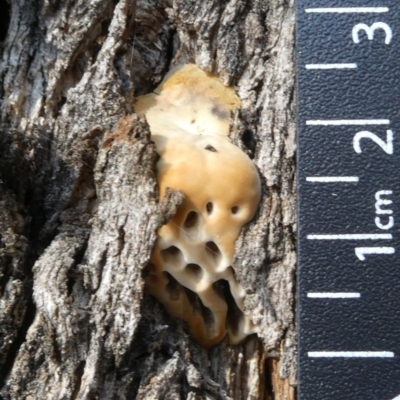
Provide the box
[297,1,400,399]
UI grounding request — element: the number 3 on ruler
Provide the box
[353,130,394,154]
[352,22,393,45]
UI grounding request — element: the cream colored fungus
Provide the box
[135,64,261,347]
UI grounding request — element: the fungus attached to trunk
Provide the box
[135,64,261,348]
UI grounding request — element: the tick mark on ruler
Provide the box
[308,351,394,358]
[306,177,359,182]
[307,292,361,298]
[305,7,389,14]
[355,246,395,260]
[308,234,392,240]
[306,63,357,70]
[306,119,390,126]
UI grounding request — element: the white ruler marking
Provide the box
[306,119,390,126]
[305,8,389,14]
[308,351,394,358]
[355,247,395,260]
[307,292,361,298]
[306,177,359,182]
[307,234,392,240]
[306,63,357,70]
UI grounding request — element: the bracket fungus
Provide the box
[135,64,261,348]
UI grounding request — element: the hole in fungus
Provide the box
[141,263,156,278]
[212,280,244,335]
[160,246,182,265]
[226,266,237,279]
[231,206,240,214]
[185,263,203,280]
[206,202,213,214]
[205,144,217,152]
[191,119,195,124]
[183,287,214,328]
[163,272,181,301]
[184,211,199,229]
[205,241,222,262]
[143,264,158,284]
[211,105,228,120]
[148,274,158,285]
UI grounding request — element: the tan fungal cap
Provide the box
[135,64,240,141]
[135,64,261,348]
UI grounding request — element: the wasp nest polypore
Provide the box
[135,65,261,348]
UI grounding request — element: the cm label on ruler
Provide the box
[298,2,400,400]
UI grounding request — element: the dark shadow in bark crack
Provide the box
[241,128,257,159]
[0,297,36,390]
[0,0,10,43]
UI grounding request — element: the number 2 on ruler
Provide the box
[353,130,393,154]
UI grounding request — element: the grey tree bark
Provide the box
[0,0,296,399]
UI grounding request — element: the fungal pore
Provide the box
[135,64,261,347]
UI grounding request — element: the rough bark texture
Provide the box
[0,0,296,399]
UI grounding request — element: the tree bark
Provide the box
[0,0,296,399]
